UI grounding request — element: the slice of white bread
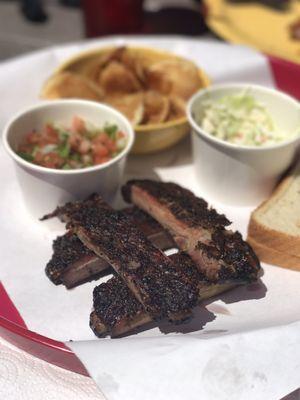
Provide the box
[247,236,300,271]
[248,160,300,269]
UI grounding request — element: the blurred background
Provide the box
[0,0,209,60]
[1,0,300,63]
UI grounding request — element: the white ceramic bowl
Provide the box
[3,99,134,218]
[187,84,300,206]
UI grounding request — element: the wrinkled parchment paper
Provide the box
[0,37,299,400]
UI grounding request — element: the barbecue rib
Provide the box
[122,180,260,283]
[47,194,199,321]
[41,193,112,223]
[123,206,175,250]
[90,252,236,337]
[45,206,175,288]
[45,232,105,286]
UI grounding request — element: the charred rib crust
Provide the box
[62,196,198,319]
[43,194,112,285]
[196,230,259,283]
[45,233,94,284]
[41,193,110,222]
[122,180,231,229]
[122,180,260,282]
[45,205,175,288]
[173,252,208,283]
[91,253,207,337]
[92,276,144,336]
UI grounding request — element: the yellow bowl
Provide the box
[45,46,211,154]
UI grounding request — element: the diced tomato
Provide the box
[117,131,125,139]
[18,144,34,153]
[93,155,111,165]
[93,132,109,145]
[93,155,103,165]
[37,138,51,149]
[100,157,110,164]
[39,152,64,169]
[72,116,86,134]
[92,143,109,157]
[26,131,41,145]
[105,138,117,153]
[34,151,44,163]
[44,124,59,144]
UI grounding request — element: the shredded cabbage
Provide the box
[197,91,293,146]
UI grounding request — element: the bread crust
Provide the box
[248,164,300,257]
[247,236,300,271]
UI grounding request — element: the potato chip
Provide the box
[105,93,144,125]
[143,91,170,124]
[99,61,142,94]
[80,47,127,83]
[79,58,105,84]
[146,59,202,100]
[97,46,127,67]
[41,72,104,101]
[119,50,147,85]
[168,95,187,121]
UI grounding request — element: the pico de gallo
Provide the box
[17,116,127,170]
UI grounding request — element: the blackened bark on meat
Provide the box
[41,193,111,223]
[91,276,147,337]
[91,253,203,337]
[122,180,231,229]
[196,229,260,283]
[56,195,198,320]
[122,180,260,283]
[90,280,236,338]
[43,194,113,287]
[90,253,235,338]
[45,206,175,288]
[45,233,95,285]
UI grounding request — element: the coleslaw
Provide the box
[197,91,293,146]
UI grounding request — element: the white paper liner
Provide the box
[1,37,299,400]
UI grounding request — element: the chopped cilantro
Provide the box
[62,163,72,170]
[57,142,70,158]
[104,124,118,139]
[18,152,34,162]
[59,131,69,142]
[70,153,80,162]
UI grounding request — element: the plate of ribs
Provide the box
[0,176,264,374]
[1,179,260,373]
[1,39,300,390]
[42,180,260,339]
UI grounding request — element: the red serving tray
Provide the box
[0,52,299,378]
[0,282,89,376]
[267,54,300,100]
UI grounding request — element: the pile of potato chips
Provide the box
[41,46,206,127]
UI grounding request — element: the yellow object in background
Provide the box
[205,0,300,64]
